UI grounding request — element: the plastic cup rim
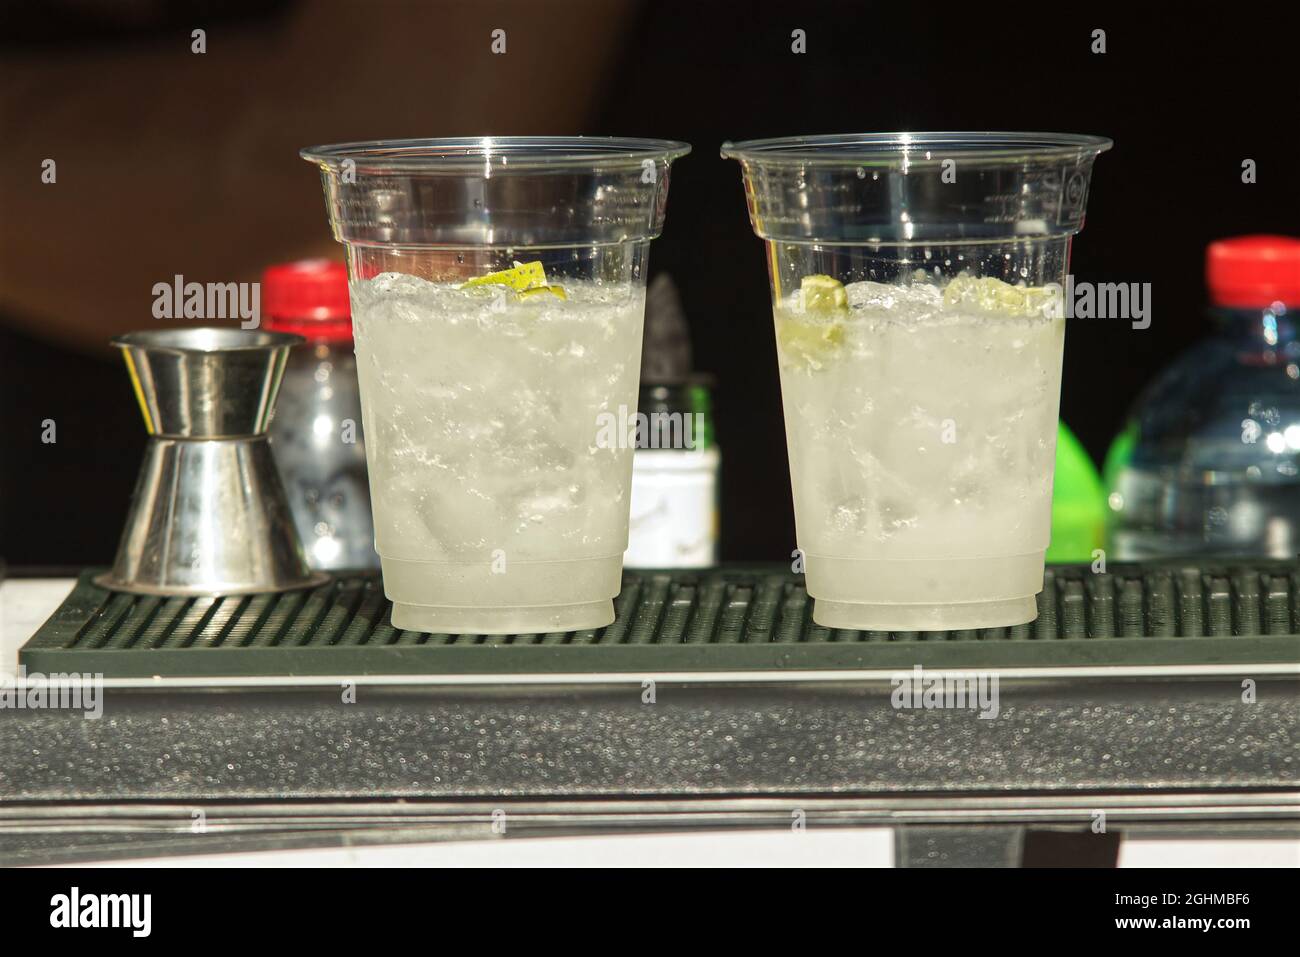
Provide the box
[720,131,1113,165]
[300,136,692,173]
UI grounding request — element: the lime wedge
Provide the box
[801,274,849,314]
[777,275,850,369]
[943,274,1061,317]
[461,261,547,292]
[776,312,845,370]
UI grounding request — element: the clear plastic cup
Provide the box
[722,132,1110,630]
[302,137,690,633]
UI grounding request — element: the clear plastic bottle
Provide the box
[263,259,377,571]
[1106,235,1300,558]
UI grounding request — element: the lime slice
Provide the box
[461,261,547,292]
[517,284,568,301]
[801,274,849,314]
[943,274,1061,317]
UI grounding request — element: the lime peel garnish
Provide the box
[461,261,548,292]
[518,285,568,301]
[460,261,567,302]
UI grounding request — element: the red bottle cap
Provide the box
[1206,235,1300,309]
[261,259,352,342]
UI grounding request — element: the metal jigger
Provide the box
[97,328,329,596]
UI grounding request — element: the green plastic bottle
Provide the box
[1048,421,1107,562]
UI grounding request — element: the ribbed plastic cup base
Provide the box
[804,551,1044,631]
[391,599,615,635]
[379,552,623,635]
[812,595,1038,631]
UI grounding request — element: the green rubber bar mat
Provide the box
[19,564,1300,677]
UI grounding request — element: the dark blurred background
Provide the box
[2,0,1296,567]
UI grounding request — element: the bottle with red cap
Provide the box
[1106,235,1300,558]
[263,259,377,570]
